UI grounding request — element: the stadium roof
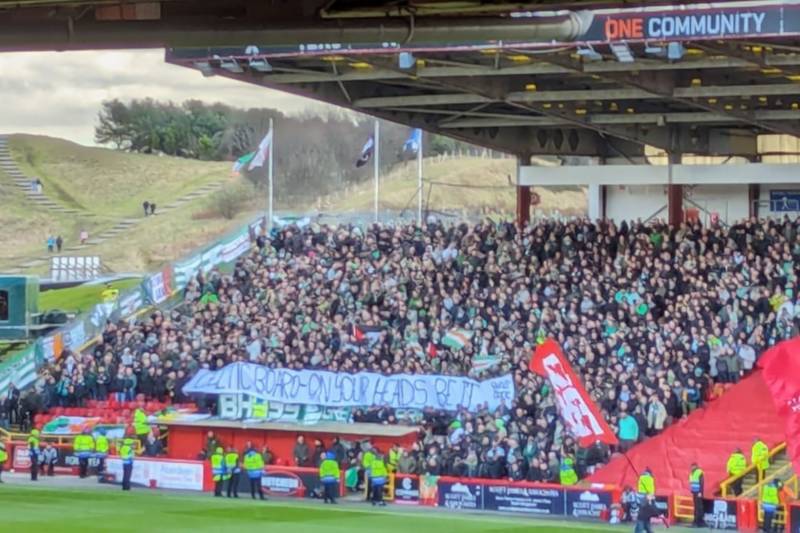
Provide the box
[2,1,800,158]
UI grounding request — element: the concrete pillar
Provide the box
[515,153,531,227]
[516,186,531,227]
[667,152,683,226]
[588,184,605,221]
[749,184,760,219]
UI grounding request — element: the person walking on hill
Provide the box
[142,201,150,217]
[46,235,55,253]
[320,451,340,504]
[689,463,706,528]
[752,437,770,481]
[726,448,747,496]
[55,235,63,253]
[149,202,156,216]
[79,228,88,245]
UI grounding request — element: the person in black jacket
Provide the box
[635,496,667,533]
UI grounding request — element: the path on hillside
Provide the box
[0,135,229,274]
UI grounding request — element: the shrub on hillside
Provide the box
[211,184,253,219]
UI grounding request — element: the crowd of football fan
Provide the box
[19,216,800,482]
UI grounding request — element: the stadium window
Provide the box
[0,290,7,321]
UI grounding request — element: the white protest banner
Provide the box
[183,362,514,413]
[106,457,205,491]
[219,230,250,263]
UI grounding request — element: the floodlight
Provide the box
[398,52,415,69]
[220,58,244,73]
[193,61,215,77]
[576,45,602,62]
[610,42,634,63]
[667,42,685,61]
[249,58,273,72]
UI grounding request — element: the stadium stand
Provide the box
[24,216,800,482]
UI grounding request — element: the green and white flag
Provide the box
[442,328,473,350]
[408,341,424,359]
[232,152,255,174]
[471,355,500,373]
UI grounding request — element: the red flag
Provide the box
[757,337,800,472]
[530,339,619,447]
[352,325,365,343]
[427,342,438,359]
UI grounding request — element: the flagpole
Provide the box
[268,117,274,229]
[373,119,380,224]
[417,129,423,225]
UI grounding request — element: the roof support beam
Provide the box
[236,54,800,84]
[542,55,800,138]
[439,109,800,128]
[353,83,800,108]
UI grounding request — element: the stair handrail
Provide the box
[0,426,143,454]
[720,442,787,497]
[741,460,794,500]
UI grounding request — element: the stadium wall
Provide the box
[604,183,800,223]
[165,423,417,464]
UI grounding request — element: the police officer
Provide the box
[120,437,135,491]
[243,447,265,501]
[0,440,7,483]
[42,443,58,476]
[74,428,95,479]
[559,456,578,486]
[752,437,770,481]
[726,448,747,496]
[388,444,400,473]
[225,447,241,498]
[210,447,226,497]
[133,408,150,445]
[689,463,705,528]
[320,451,340,504]
[761,479,780,533]
[361,443,375,498]
[369,453,388,507]
[28,428,41,481]
[95,430,109,482]
[637,467,655,503]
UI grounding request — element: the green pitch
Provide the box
[0,485,631,533]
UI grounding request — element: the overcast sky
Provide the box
[0,49,322,146]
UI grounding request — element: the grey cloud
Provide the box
[0,49,326,146]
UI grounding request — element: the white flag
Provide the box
[248,129,273,171]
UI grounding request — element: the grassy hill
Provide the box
[323,155,586,216]
[0,136,586,274]
[0,134,251,272]
[10,134,231,218]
